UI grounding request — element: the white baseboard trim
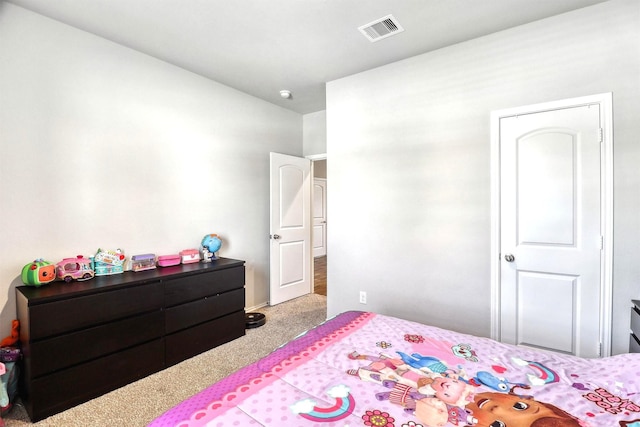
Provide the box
[246,302,268,312]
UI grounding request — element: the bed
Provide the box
[150,311,640,427]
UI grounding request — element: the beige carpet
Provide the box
[4,293,327,426]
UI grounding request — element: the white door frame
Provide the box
[490,93,613,356]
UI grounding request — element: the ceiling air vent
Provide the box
[358,14,404,42]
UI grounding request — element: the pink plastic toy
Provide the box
[55,256,95,282]
[179,249,200,264]
[157,254,181,267]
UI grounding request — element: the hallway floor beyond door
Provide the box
[314,256,326,296]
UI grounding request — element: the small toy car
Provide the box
[56,256,95,282]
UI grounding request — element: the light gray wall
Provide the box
[326,0,640,355]
[303,110,327,156]
[0,3,302,331]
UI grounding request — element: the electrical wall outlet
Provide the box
[359,291,367,304]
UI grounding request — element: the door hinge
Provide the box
[598,127,604,143]
[600,235,604,250]
[598,342,602,357]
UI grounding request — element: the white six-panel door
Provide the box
[493,94,613,358]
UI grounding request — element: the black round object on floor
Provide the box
[245,312,266,329]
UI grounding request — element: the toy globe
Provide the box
[201,234,222,262]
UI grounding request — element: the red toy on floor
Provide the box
[0,321,18,348]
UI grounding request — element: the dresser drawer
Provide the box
[28,282,163,340]
[26,339,164,422]
[631,303,640,336]
[165,310,245,366]
[630,333,640,354]
[631,302,640,353]
[29,310,163,377]
[164,266,244,306]
[165,288,244,334]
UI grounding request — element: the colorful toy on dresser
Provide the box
[21,249,152,282]
[22,256,97,286]
[179,248,200,264]
[20,259,56,286]
[55,255,95,282]
[92,248,126,276]
[201,234,222,262]
[19,233,226,283]
[157,254,181,267]
[131,254,156,272]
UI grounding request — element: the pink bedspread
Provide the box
[150,311,640,427]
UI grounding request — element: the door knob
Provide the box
[271,234,281,240]
[504,254,515,262]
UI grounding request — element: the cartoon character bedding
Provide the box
[150,311,640,427]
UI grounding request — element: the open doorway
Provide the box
[310,157,327,296]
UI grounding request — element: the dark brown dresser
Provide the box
[631,299,640,353]
[16,258,245,421]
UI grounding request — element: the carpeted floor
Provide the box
[4,293,327,426]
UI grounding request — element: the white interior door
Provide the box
[313,178,327,258]
[269,152,312,305]
[497,100,608,358]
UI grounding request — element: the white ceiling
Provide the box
[6,0,608,114]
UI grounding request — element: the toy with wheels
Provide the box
[56,255,95,282]
[21,259,56,286]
